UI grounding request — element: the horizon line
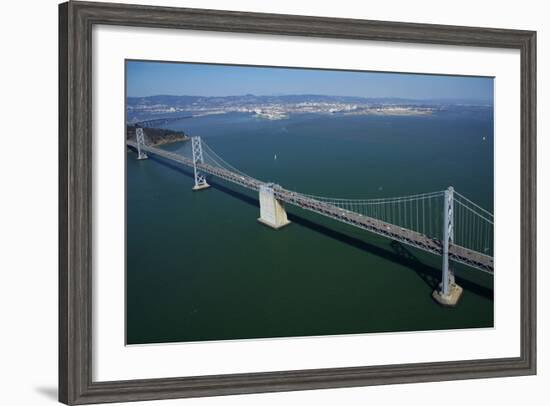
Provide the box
[126,93,494,103]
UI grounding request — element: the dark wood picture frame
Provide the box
[59,1,537,404]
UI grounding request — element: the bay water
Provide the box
[126,109,494,344]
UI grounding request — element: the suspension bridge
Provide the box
[128,127,494,306]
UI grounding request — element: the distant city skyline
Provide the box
[126,60,494,103]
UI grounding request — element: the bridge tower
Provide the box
[135,127,148,160]
[191,137,210,191]
[257,183,291,229]
[433,186,463,306]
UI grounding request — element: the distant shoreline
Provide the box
[127,94,493,124]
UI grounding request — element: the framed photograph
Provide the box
[59,1,536,404]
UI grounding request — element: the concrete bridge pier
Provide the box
[433,268,463,307]
[257,184,291,229]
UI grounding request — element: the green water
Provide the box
[126,110,494,345]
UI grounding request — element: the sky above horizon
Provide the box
[126,60,494,102]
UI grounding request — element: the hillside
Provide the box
[126,125,189,146]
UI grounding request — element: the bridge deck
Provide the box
[127,141,494,274]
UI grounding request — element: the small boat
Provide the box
[274,154,277,160]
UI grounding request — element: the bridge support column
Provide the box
[191,137,210,191]
[433,187,463,307]
[136,127,148,160]
[257,184,290,229]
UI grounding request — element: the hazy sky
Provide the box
[126,60,493,102]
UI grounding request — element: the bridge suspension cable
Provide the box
[201,142,257,180]
[294,190,445,241]
[175,138,260,182]
[196,138,494,256]
[453,191,494,256]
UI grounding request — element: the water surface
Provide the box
[126,110,494,344]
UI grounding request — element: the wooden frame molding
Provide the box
[59,1,536,404]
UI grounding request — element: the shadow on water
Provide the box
[389,241,493,300]
[144,154,493,300]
